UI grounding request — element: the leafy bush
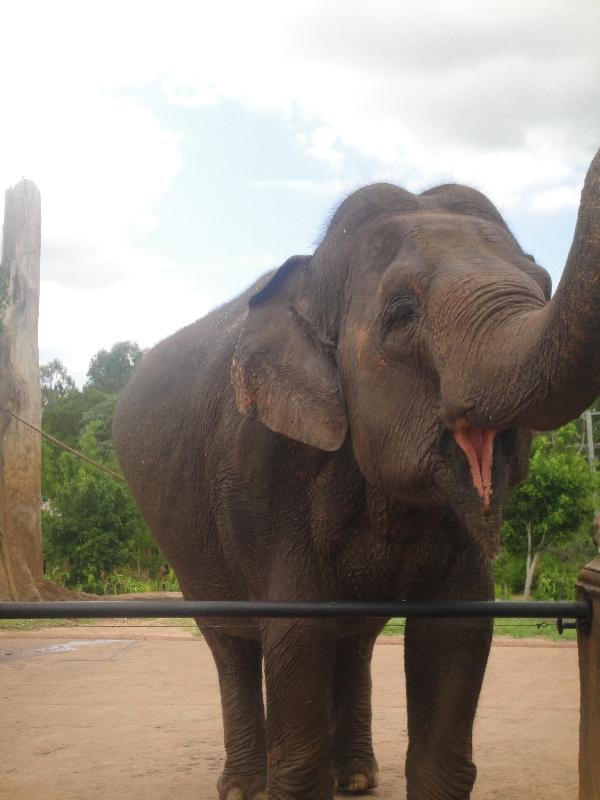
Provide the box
[534,568,578,601]
[500,423,598,596]
[43,462,147,590]
[42,415,159,591]
[494,549,525,596]
[99,569,180,595]
[41,352,173,593]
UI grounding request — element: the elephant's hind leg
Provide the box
[332,633,379,793]
[202,629,267,800]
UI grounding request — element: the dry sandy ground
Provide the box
[0,623,579,800]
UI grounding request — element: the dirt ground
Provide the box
[0,622,579,800]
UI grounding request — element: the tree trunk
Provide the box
[0,180,43,599]
[0,181,72,600]
[523,523,544,599]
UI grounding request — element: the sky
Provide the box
[0,0,598,385]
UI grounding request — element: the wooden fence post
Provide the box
[0,180,43,600]
[577,556,600,799]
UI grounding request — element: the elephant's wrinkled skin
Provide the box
[113,149,600,800]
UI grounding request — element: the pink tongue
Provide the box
[453,426,497,512]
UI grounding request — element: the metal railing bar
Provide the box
[0,600,590,620]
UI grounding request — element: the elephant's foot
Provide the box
[406,749,476,800]
[218,772,267,800]
[334,757,379,794]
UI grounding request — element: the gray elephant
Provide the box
[113,149,600,800]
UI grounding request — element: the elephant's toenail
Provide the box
[225,789,245,800]
[348,773,370,791]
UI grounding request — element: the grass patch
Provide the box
[381,619,406,636]
[0,617,202,634]
[381,616,577,641]
[0,617,96,632]
[0,615,199,634]
[493,617,577,641]
[154,617,202,635]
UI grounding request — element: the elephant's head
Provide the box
[233,150,600,555]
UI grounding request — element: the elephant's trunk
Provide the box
[512,147,600,429]
[448,148,600,432]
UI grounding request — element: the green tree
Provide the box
[40,359,76,406]
[501,423,598,598]
[43,420,148,590]
[40,371,113,500]
[41,437,61,502]
[40,345,170,591]
[86,341,142,394]
[42,386,111,446]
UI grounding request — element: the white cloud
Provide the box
[0,4,184,285]
[3,1,597,224]
[41,237,176,290]
[0,89,183,290]
[126,1,597,213]
[529,187,582,212]
[39,274,213,385]
[37,249,281,385]
[300,128,346,169]
[160,79,220,109]
[252,178,351,195]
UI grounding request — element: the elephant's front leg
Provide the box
[332,632,380,793]
[404,560,493,800]
[263,622,335,800]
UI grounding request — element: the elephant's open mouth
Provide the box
[441,426,524,519]
[437,426,517,558]
[452,425,498,513]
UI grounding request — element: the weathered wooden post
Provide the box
[0,180,44,600]
[577,556,600,799]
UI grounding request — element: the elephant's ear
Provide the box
[232,255,348,451]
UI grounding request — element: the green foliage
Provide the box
[502,424,597,555]
[534,568,577,601]
[81,394,118,446]
[98,569,180,594]
[86,340,143,394]
[43,425,148,591]
[40,359,76,406]
[493,549,525,597]
[41,437,62,502]
[42,386,112,448]
[533,542,596,601]
[499,422,598,596]
[40,347,170,594]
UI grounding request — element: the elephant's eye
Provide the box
[383,295,420,335]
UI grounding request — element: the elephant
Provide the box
[113,148,600,800]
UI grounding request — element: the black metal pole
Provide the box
[0,599,590,620]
